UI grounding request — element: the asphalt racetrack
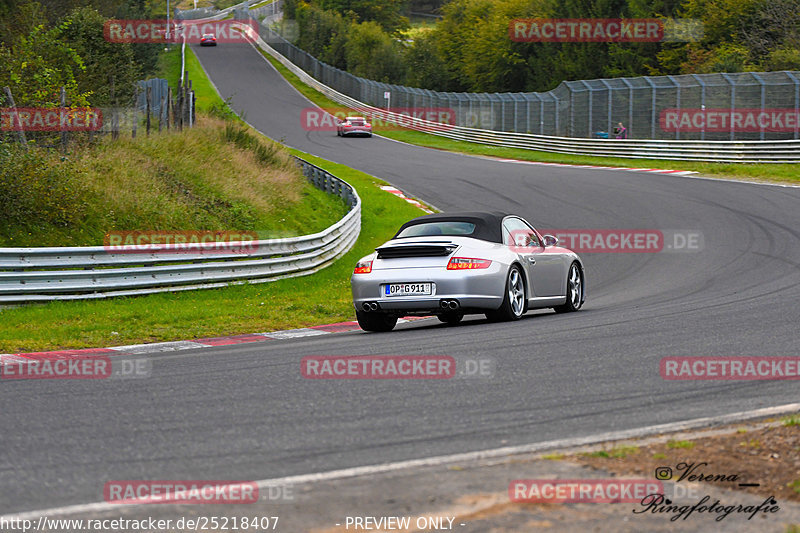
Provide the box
[0,41,798,514]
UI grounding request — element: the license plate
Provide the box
[385,283,432,296]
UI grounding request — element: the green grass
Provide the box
[781,415,800,427]
[666,440,695,449]
[260,49,800,185]
[155,46,182,90]
[541,453,565,460]
[156,45,230,115]
[583,445,639,459]
[0,117,345,247]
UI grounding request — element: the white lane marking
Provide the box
[379,186,434,213]
[107,341,206,353]
[0,354,28,366]
[261,328,329,339]
[495,158,699,175]
[4,402,798,520]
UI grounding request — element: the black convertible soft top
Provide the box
[393,211,510,243]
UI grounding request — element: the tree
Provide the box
[319,0,409,33]
[344,20,406,81]
[0,22,89,106]
[58,7,141,106]
[404,32,449,89]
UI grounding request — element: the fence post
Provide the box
[2,86,27,147]
[188,79,194,127]
[752,73,766,141]
[600,79,612,139]
[146,85,151,136]
[569,89,574,137]
[132,83,138,138]
[60,87,68,152]
[787,72,800,140]
[110,76,118,140]
[668,75,679,141]
[645,76,657,139]
[177,79,183,130]
[166,87,171,131]
[579,81,592,138]
[722,73,735,141]
[691,74,706,141]
[159,90,164,132]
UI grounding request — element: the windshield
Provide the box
[396,221,476,238]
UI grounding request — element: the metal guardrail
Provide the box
[0,158,360,303]
[243,18,800,163]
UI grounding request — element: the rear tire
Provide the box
[485,265,526,322]
[437,313,464,325]
[356,311,397,332]
[554,262,583,313]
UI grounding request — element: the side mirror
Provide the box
[543,234,559,247]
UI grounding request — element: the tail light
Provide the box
[353,260,372,274]
[447,257,492,270]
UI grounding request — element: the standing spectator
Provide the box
[614,122,628,139]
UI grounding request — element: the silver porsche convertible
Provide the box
[350,212,586,332]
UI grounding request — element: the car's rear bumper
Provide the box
[351,266,504,314]
[340,128,371,136]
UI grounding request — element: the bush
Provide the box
[0,144,88,240]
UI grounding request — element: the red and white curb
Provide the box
[380,186,434,213]
[493,157,698,176]
[0,317,431,364]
